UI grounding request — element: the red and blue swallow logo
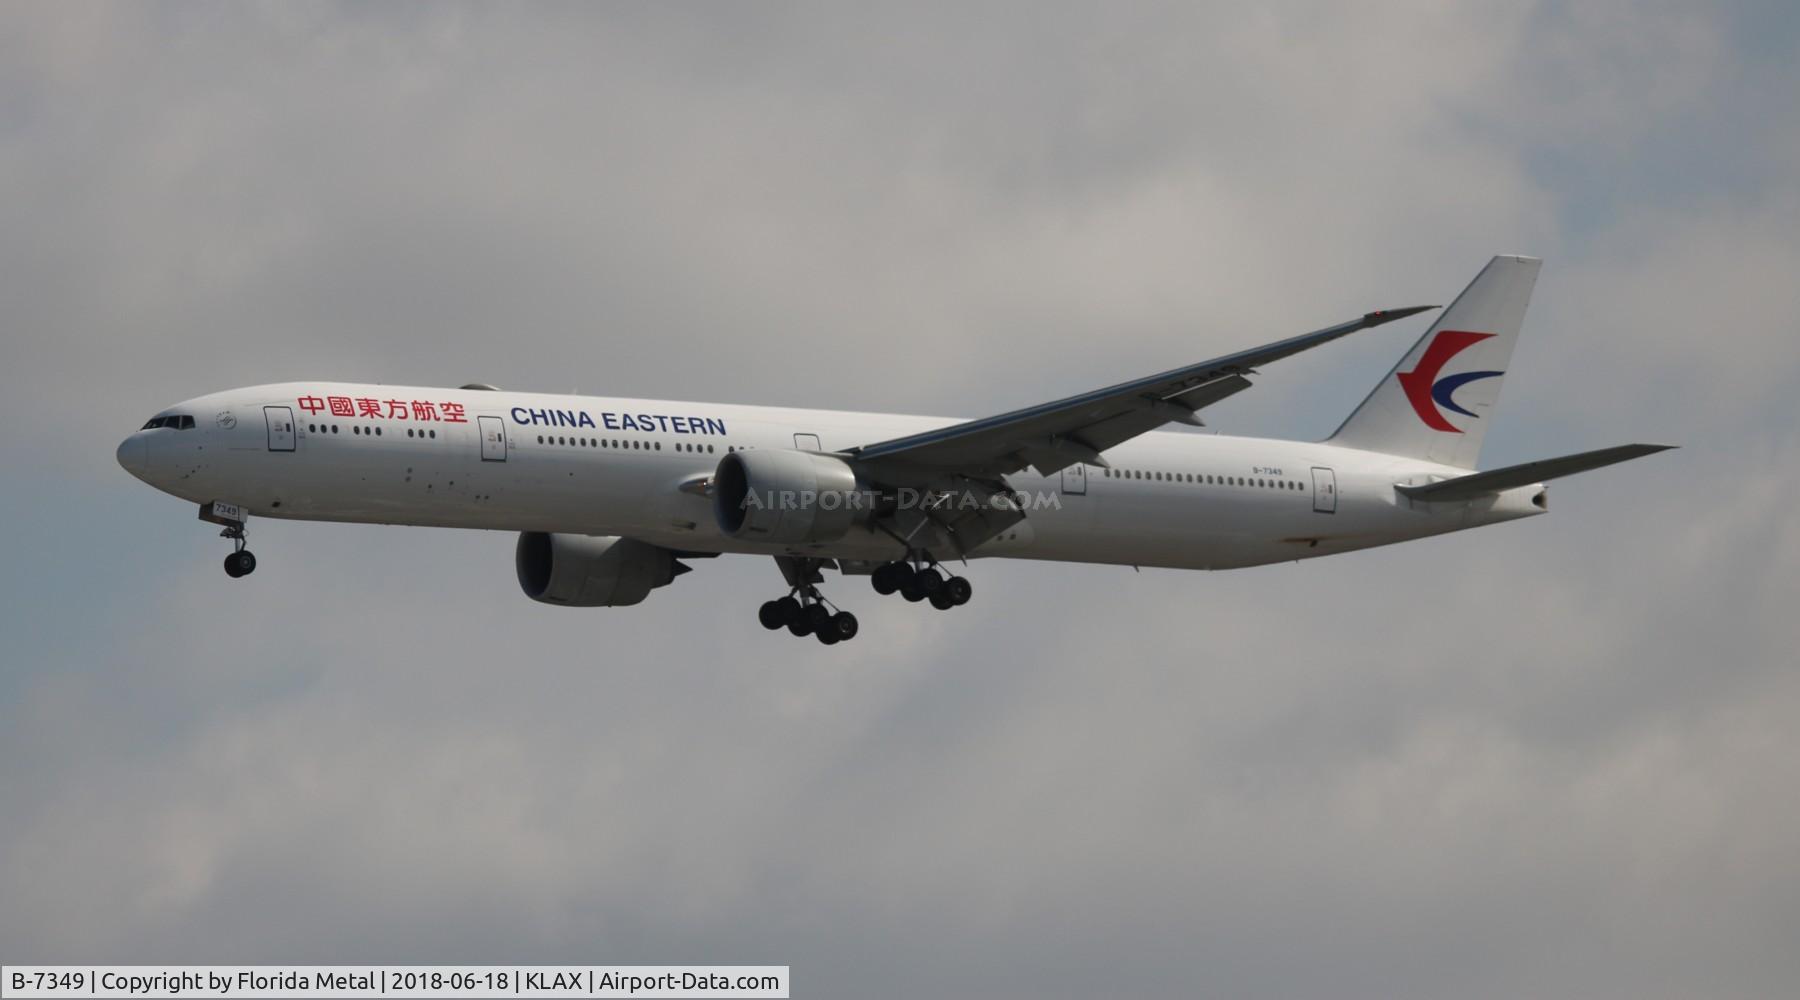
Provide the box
[1397,330,1502,432]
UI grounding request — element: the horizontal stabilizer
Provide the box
[1396,444,1675,502]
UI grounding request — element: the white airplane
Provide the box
[119,256,1669,644]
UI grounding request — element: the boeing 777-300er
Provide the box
[118,256,1670,644]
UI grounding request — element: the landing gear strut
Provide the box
[871,556,971,610]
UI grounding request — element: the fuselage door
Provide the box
[1061,463,1088,496]
[478,415,507,462]
[264,406,296,452]
[1311,466,1337,514]
[794,433,821,452]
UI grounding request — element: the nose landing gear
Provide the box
[223,544,257,578]
[201,501,257,579]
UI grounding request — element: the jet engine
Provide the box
[515,532,684,607]
[713,448,871,544]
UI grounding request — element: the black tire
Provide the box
[758,600,787,630]
[893,563,918,591]
[777,596,804,625]
[900,583,926,603]
[831,611,859,641]
[237,551,256,575]
[787,617,814,637]
[871,564,899,595]
[917,568,944,594]
[806,603,833,631]
[223,553,244,578]
[929,590,957,610]
[815,629,841,645]
[945,575,972,606]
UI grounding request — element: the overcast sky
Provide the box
[2,3,1797,997]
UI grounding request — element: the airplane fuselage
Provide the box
[119,382,1545,572]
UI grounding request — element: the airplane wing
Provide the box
[847,306,1438,479]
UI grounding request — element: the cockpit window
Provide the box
[140,414,196,430]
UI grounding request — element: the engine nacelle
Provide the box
[713,448,869,544]
[515,532,681,607]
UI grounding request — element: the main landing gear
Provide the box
[756,554,969,644]
[759,588,860,645]
[870,559,972,611]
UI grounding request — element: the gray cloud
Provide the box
[2,3,1797,997]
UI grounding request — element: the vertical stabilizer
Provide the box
[1328,255,1540,469]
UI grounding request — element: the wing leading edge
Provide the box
[848,306,1438,479]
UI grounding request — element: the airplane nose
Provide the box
[117,435,148,478]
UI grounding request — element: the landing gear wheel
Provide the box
[945,575,972,606]
[787,615,814,637]
[815,628,841,646]
[929,590,957,610]
[777,596,804,626]
[806,603,833,632]
[758,599,788,630]
[871,563,901,595]
[830,611,859,641]
[916,568,944,595]
[223,550,256,578]
[900,582,926,602]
